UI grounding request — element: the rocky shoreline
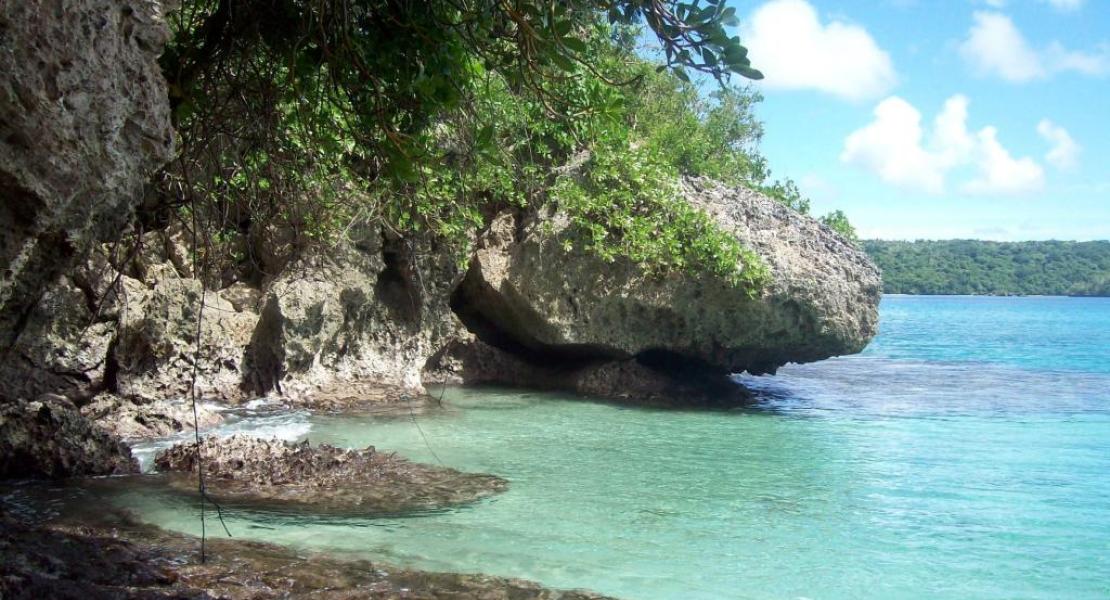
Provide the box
[0,503,614,600]
[0,0,881,596]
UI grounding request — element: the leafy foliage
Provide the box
[151,0,823,291]
[820,210,858,243]
[863,240,1110,296]
[553,144,769,290]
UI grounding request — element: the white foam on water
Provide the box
[241,397,284,411]
[129,409,312,472]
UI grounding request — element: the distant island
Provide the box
[862,240,1110,297]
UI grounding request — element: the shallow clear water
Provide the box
[112,296,1110,599]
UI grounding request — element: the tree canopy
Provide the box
[147,0,849,293]
[863,240,1110,296]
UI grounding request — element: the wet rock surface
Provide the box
[283,381,442,414]
[80,392,224,440]
[0,508,615,600]
[0,395,138,479]
[155,435,507,513]
[427,336,750,408]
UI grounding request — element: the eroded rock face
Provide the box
[450,178,881,379]
[155,435,507,513]
[113,271,259,403]
[0,0,877,416]
[0,276,116,402]
[0,395,138,478]
[0,0,174,351]
[2,222,468,436]
[243,227,467,399]
[0,0,173,477]
[80,392,223,440]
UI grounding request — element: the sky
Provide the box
[725,0,1109,241]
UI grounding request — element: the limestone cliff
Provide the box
[0,0,174,476]
[8,180,879,423]
[444,178,880,382]
[0,0,881,477]
[0,0,174,354]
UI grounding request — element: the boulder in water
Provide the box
[440,178,881,396]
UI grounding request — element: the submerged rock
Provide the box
[0,509,615,599]
[155,435,506,513]
[281,380,441,414]
[0,395,138,479]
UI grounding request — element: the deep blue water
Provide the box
[112,295,1110,599]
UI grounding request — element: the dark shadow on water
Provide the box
[442,382,767,415]
[436,355,1110,421]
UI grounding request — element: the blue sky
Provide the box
[727,0,1109,240]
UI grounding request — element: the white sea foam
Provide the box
[130,409,312,472]
[242,397,283,411]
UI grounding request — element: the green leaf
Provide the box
[551,53,576,72]
[553,20,573,37]
[476,125,494,147]
[562,37,588,54]
[721,7,739,27]
[724,44,749,62]
[735,65,764,80]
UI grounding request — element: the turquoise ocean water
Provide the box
[101,296,1110,598]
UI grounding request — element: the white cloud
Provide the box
[960,12,1109,81]
[841,97,946,192]
[841,95,1045,196]
[1044,0,1083,11]
[932,95,976,168]
[742,0,896,101]
[1046,42,1110,76]
[962,127,1045,194]
[960,12,1045,82]
[1037,119,1081,169]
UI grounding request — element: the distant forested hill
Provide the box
[862,240,1110,296]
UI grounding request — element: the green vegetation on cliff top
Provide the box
[153,0,853,293]
[863,240,1110,297]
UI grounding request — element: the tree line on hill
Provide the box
[862,240,1110,297]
